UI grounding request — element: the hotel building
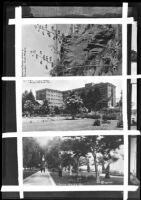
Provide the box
[36,82,116,108]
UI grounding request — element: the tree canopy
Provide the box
[64,92,84,119]
[23,137,42,168]
[23,135,123,181]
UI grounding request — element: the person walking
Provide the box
[40,160,46,173]
[58,164,62,177]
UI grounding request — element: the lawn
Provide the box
[49,170,123,185]
[22,117,122,131]
[23,168,40,179]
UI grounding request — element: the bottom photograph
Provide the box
[23,135,124,186]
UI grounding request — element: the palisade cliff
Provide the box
[51,24,122,76]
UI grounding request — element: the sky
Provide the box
[22,24,55,76]
[22,79,122,102]
[35,137,52,147]
[22,24,71,76]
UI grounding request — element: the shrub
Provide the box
[102,119,111,124]
[85,113,101,119]
[102,114,117,120]
[50,168,58,172]
[93,119,101,126]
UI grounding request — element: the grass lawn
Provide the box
[22,117,122,131]
[50,171,123,185]
[23,169,40,179]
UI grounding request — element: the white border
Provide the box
[1,185,138,192]
[9,17,134,25]
[122,3,129,200]
[14,7,24,199]
[2,130,140,138]
[2,74,141,81]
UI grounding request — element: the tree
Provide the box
[81,136,101,183]
[76,135,123,183]
[23,137,41,169]
[60,136,123,182]
[61,152,74,175]
[34,102,41,115]
[22,90,38,116]
[61,137,89,176]
[39,99,50,115]
[45,137,62,170]
[61,136,101,181]
[45,146,60,169]
[23,90,36,103]
[54,106,60,114]
[81,88,102,112]
[23,100,35,116]
[64,92,84,119]
[79,156,90,172]
[98,136,123,178]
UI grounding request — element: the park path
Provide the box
[23,169,56,186]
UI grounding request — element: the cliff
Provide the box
[51,24,122,76]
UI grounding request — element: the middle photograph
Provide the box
[22,79,123,132]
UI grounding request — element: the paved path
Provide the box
[23,169,56,186]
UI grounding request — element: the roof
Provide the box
[36,82,116,93]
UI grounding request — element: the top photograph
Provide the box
[22,24,122,77]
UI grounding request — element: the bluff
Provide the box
[51,24,122,76]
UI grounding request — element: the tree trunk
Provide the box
[87,158,90,172]
[72,114,75,120]
[102,162,105,173]
[92,152,100,184]
[77,157,79,177]
[105,163,110,178]
[69,164,72,176]
[87,163,90,172]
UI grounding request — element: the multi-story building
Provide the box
[36,82,116,108]
[63,82,116,108]
[36,88,64,107]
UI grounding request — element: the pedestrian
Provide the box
[58,165,62,177]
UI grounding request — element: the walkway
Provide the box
[23,169,56,186]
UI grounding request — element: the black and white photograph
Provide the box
[23,135,124,186]
[128,136,140,200]
[129,136,140,185]
[128,22,138,75]
[127,79,137,130]
[22,79,123,131]
[22,6,123,18]
[130,23,137,75]
[22,24,122,76]
[2,2,141,200]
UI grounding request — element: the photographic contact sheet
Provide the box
[2,2,141,200]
